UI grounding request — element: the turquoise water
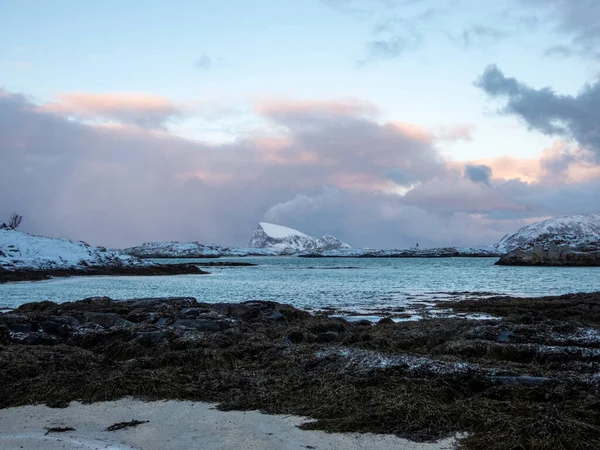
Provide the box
[1,257,599,310]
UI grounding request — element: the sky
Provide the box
[1,0,600,248]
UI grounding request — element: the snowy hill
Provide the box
[0,229,150,271]
[496,214,600,253]
[124,241,223,258]
[299,246,501,258]
[248,222,351,253]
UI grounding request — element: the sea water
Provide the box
[1,257,599,310]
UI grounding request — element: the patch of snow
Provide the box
[248,223,351,253]
[496,214,600,252]
[259,222,308,239]
[0,229,150,271]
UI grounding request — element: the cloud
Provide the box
[452,25,509,49]
[2,88,600,249]
[195,54,212,70]
[465,164,492,186]
[436,124,475,142]
[257,98,380,120]
[41,93,185,129]
[543,44,575,58]
[521,0,600,57]
[476,64,600,159]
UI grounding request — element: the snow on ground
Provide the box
[496,214,600,252]
[259,222,308,239]
[124,241,222,258]
[0,229,149,271]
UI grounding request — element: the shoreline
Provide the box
[0,398,456,450]
[2,293,600,449]
[0,263,208,284]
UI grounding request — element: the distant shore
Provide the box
[0,263,207,284]
[2,293,599,449]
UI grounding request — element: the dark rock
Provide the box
[378,317,394,325]
[497,235,600,266]
[14,332,55,345]
[288,330,304,344]
[125,297,197,309]
[134,331,171,346]
[214,303,257,320]
[83,312,132,328]
[172,319,221,332]
[491,375,550,386]
[315,331,339,343]
[310,322,346,334]
[180,308,201,318]
[9,323,35,333]
[268,311,284,321]
[39,320,72,337]
[155,317,173,327]
[495,330,515,343]
[356,320,373,327]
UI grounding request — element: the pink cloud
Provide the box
[435,124,476,142]
[41,92,184,129]
[256,97,380,119]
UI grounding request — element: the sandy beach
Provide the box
[0,398,456,450]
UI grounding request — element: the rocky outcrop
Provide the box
[495,214,600,253]
[496,234,600,266]
[0,263,208,283]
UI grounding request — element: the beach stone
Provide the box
[14,332,54,346]
[8,323,35,333]
[134,330,171,346]
[39,320,71,337]
[180,308,201,318]
[378,317,394,325]
[83,312,133,329]
[213,303,257,320]
[172,319,221,332]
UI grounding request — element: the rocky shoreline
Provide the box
[0,263,208,284]
[2,293,600,449]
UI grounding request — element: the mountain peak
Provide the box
[249,223,350,252]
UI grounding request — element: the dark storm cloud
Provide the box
[476,65,600,159]
[465,164,492,186]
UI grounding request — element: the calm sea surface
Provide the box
[1,257,599,310]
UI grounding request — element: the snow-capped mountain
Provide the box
[248,222,351,253]
[495,214,600,253]
[0,229,149,271]
[124,241,223,258]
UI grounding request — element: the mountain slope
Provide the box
[0,229,150,271]
[124,241,223,258]
[496,214,600,253]
[495,214,600,266]
[248,222,351,253]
